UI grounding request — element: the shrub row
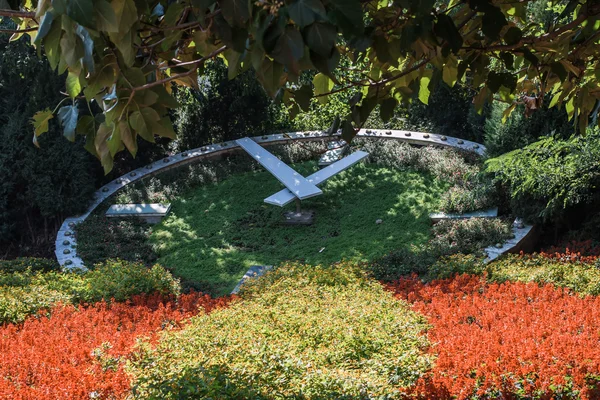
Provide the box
[388,275,600,399]
[0,259,179,324]
[0,292,231,399]
[128,264,432,399]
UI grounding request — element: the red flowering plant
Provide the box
[0,292,232,399]
[388,274,600,399]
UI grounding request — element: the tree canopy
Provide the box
[0,0,599,173]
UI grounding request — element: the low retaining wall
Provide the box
[55,129,530,271]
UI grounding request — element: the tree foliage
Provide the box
[1,0,599,172]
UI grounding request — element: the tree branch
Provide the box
[0,9,35,18]
[0,26,37,33]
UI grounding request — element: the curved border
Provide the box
[55,129,528,270]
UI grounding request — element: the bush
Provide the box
[0,23,100,253]
[486,134,600,223]
[0,257,59,273]
[84,260,180,303]
[427,253,487,280]
[128,263,432,399]
[487,254,600,296]
[173,59,291,151]
[0,260,180,324]
[430,218,513,255]
[484,99,573,157]
[75,215,158,266]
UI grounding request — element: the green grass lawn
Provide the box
[150,161,449,295]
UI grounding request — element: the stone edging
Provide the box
[54,129,527,271]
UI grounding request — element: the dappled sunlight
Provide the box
[150,161,450,295]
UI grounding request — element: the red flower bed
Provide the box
[388,275,600,399]
[0,292,232,400]
[542,239,600,261]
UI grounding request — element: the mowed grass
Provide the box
[151,161,449,295]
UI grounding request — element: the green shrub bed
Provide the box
[0,259,179,324]
[128,264,432,399]
[370,218,513,282]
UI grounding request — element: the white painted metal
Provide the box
[319,140,348,166]
[235,137,322,200]
[265,150,370,207]
[106,203,171,217]
[429,208,498,223]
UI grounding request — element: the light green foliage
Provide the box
[486,134,600,222]
[429,253,600,297]
[487,254,600,296]
[83,260,180,302]
[0,259,180,324]
[150,160,447,295]
[427,253,487,280]
[128,264,432,398]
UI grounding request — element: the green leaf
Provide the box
[328,0,364,37]
[379,98,397,122]
[434,14,462,53]
[504,26,522,45]
[551,62,568,82]
[113,0,138,33]
[153,117,177,139]
[43,16,62,70]
[313,73,333,103]
[418,76,431,105]
[270,26,305,74]
[57,104,79,142]
[96,0,119,32]
[481,5,507,40]
[66,71,82,98]
[117,120,137,157]
[221,0,251,27]
[31,109,54,137]
[107,124,122,157]
[340,119,356,142]
[549,93,560,108]
[327,116,340,135]
[34,11,54,45]
[287,0,325,28]
[565,97,575,121]
[309,47,340,79]
[66,0,95,28]
[109,30,135,67]
[94,123,114,174]
[442,55,458,87]
[129,107,161,143]
[293,85,313,111]
[499,52,514,70]
[75,26,95,72]
[501,103,516,123]
[60,34,83,68]
[304,22,336,57]
[522,48,538,66]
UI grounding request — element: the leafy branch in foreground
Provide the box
[0,0,599,172]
